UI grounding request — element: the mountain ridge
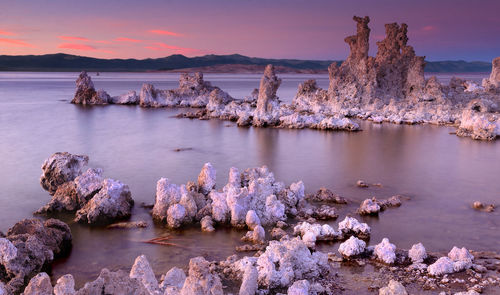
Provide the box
[0,53,492,73]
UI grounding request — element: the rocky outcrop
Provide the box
[456,109,499,140]
[427,246,474,276]
[74,178,134,225]
[483,57,500,91]
[338,236,366,258]
[137,73,233,108]
[40,152,88,195]
[110,90,139,104]
[293,222,340,247]
[180,256,223,295]
[374,238,397,264]
[253,65,282,126]
[23,273,53,295]
[71,71,110,105]
[0,219,72,294]
[408,243,427,263]
[256,237,330,289]
[337,216,371,238]
[37,152,135,225]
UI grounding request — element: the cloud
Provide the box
[149,29,183,37]
[0,30,16,36]
[94,40,113,44]
[58,43,96,51]
[114,37,142,43]
[0,38,35,47]
[58,36,90,41]
[422,25,436,32]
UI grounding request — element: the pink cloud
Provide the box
[422,25,436,32]
[94,40,113,44]
[149,29,183,37]
[0,38,35,47]
[114,37,142,43]
[58,43,96,51]
[0,30,16,36]
[58,36,89,41]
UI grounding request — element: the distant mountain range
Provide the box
[0,53,492,73]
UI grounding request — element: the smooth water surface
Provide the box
[0,71,498,286]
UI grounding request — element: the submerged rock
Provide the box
[306,187,347,204]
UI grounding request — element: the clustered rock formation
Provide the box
[72,71,234,108]
[151,163,343,243]
[293,16,500,140]
[37,152,134,225]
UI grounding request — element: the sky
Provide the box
[0,0,499,61]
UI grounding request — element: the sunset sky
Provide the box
[1,0,499,61]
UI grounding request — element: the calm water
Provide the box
[0,72,498,286]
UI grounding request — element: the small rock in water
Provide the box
[472,201,495,212]
[358,198,381,215]
[472,201,484,209]
[374,238,397,264]
[408,243,427,263]
[356,180,369,188]
[338,236,366,258]
[173,147,193,152]
[107,221,148,229]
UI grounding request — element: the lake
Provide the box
[0,71,498,286]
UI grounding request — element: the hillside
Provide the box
[0,53,492,73]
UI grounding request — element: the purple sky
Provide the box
[1,0,499,61]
